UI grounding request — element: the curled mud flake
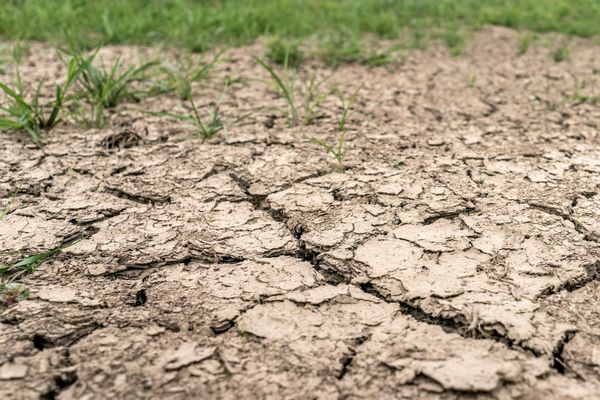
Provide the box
[392,219,475,252]
[0,362,28,380]
[354,236,424,278]
[267,184,335,213]
[381,249,487,300]
[204,257,321,299]
[339,315,559,397]
[161,343,216,371]
[105,185,172,205]
[238,291,396,341]
[0,214,81,255]
[189,202,298,261]
[210,320,235,334]
[238,301,325,340]
[302,227,348,249]
[281,284,381,306]
[99,129,143,150]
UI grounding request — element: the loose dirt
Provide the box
[1,27,600,399]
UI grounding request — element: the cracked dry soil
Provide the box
[1,27,600,399]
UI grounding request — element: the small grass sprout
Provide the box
[336,82,364,132]
[0,51,82,143]
[152,83,250,139]
[552,45,569,62]
[160,50,223,100]
[0,283,30,306]
[311,131,349,173]
[0,246,63,276]
[442,30,464,56]
[0,185,20,220]
[0,236,82,277]
[70,47,158,126]
[256,56,327,126]
[312,82,363,172]
[267,38,303,67]
[517,34,532,55]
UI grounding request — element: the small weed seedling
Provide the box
[336,83,364,132]
[0,283,29,306]
[0,49,82,143]
[152,83,250,139]
[552,45,569,62]
[443,30,464,57]
[0,235,82,277]
[267,38,303,68]
[517,34,532,55]
[161,50,222,100]
[0,185,20,220]
[256,56,327,126]
[311,83,363,172]
[0,246,63,276]
[311,131,349,173]
[70,48,158,126]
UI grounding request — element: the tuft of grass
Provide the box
[0,235,82,277]
[69,47,159,127]
[152,83,250,139]
[256,56,327,126]
[312,83,363,172]
[0,50,82,143]
[517,33,533,55]
[318,33,363,68]
[0,185,20,220]
[160,50,223,100]
[336,82,364,132]
[442,30,464,56]
[0,246,63,275]
[311,131,350,173]
[0,283,30,306]
[551,45,569,62]
[267,38,303,68]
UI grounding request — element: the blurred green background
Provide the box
[0,0,598,61]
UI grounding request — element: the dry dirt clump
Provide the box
[1,27,600,399]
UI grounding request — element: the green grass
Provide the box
[0,283,29,306]
[69,47,159,126]
[0,52,82,143]
[267,38,303,68]
[160,50,222,100]
[551,44,570,62]
[311,83,363,172]
[151,83,250,139]
[0,1,598,57]
[256,56,327,126]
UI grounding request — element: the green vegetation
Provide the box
[152,84,250,139]
[0,51,82,143]
[256,57,327,126]
[0,246,65,275]
[0,185,19,220]
[0,283,29,306]
[160,50,222,100]
[70,48,158,127]
[312,83,363,172]
[0,1,598,58]
[517,33,533,55]
[267,39,303,67]
[552,44,570,62]
[443,30,465,56]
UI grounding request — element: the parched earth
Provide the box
[1,27,600,399]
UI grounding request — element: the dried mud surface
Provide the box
[1,27,600,399]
